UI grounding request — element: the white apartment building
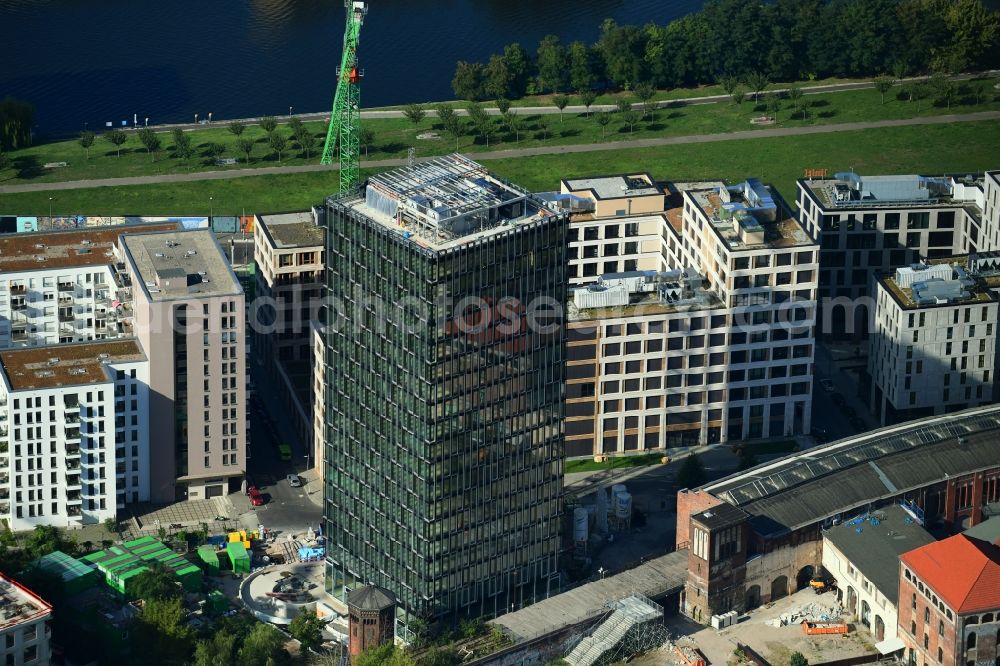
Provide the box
[797,171,1000,336]
[869,260,998,425]
[565,178,819,455]
[0,340,148,530]
[821,505,935,651]
[0,225,176,349]
[0,574,51,666]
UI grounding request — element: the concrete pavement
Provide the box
[4,110,998,194]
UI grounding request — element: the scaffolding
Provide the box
[363,154,537,245]
[564,593,667,666]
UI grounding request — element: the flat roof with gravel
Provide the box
[0,339,145,391]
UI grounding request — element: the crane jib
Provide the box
[320,1,367,196]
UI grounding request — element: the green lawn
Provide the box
[564,453,664,474]
[1,120,997,216]
[2,77,997,188]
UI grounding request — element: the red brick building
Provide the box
[897,534,1000,666]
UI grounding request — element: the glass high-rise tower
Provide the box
[322,155,567,623]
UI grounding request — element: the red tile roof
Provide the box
[901,534,1000,614]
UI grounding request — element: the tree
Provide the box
[452,61,484,101]
[103,129,129,158]
[873,75,894,104]
[580,89,598,117]
[235,137,255,163]
[495,97,512,117]
[0,152,9,173]
[287,116,304,140]
[355,643,414,666]
[718,74,741,98]
[134,597,194,665]
[237,622,287,666]
[289,612,324,652]
[228,120,246,137]
[194,630,237,666]
[483,53,513,100]
[567,41,596,94]
[552,94,570,121]
[360,126,375,158]
[78,130,95,160]
[621,109,640,133]
[0,97,35,151]
[206,142,226,162]
[502,43,532,98]
[891,61,908,85]
[24,525,76,560]
[470,110,495,147]
[297,131,316,159]
[595,112,612,139]
[677,454,707,489]
[536,116,550,141]
[507,113,525,144]
[789,652,809,666]
[910,81,929,112]
[259,115,278,134]
[536,35,568,93]
[634,83,656,118]
[172,128,194,160]
[930,74,957,109]
[944,0,1000,71]
[596,19,648,89]
[746,70,770,102]
[443,115,466,150]
[731,86,746,106]
[765,93,781,121]
[136,128,161,161]
[130,561,180,601]
[787,85,806,119]
[268,131,288,162]
[421,647,462,666]
[615,97,632,114]
[403,104,427,127]
[435,104,457,129]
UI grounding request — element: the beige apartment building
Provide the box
[252,211,325,459]
[565,178,819,455]
[120,229,246,502]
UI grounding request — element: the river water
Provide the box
[2,0,697,136]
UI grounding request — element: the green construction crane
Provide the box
[321,1,367,194]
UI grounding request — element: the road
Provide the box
[3,110,998,194]
[233,360,321,539]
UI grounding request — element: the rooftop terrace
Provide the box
[121,230,243,302]
[335,154,554,251]
[0,339,145,391]
[0,223,178,274]
[0,574,51,630]
[257,212,325,249]
[688,180,813,250]
[801,172,984,213]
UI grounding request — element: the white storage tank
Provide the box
[615,491,632,519]
[573,507,589,544]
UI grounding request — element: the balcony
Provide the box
[67,505,81,517]
[64,396,79,409]
[64,412,79,424]
[11,329,27,342]
[58,312,74,323]
[11,301,26,312]
[9,285,26,295]
[64,427,80,440]
[65,445,80,456]
[58,294,73,305]
[57,283,74,292]
[65,474,80,488]
[65,460,80,471]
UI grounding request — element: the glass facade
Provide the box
[323,194,567,622]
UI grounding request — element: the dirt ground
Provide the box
[617,588,878,666]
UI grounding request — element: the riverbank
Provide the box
[2,119,996,216]
[2,76,998,190]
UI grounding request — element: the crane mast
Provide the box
[321,1,367,194]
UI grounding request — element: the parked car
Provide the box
[286,474,301,488]
[819,379,835,393]
[245,484,259,497]
[249,488,266,506]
